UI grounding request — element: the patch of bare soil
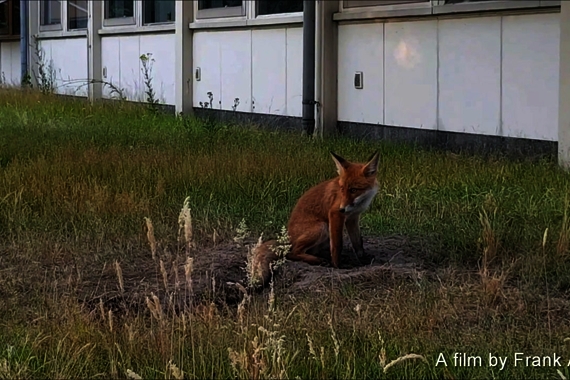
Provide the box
[78,234,433,314]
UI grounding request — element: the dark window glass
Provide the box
[143,0,175,24]
[198,0,242,10]
[0,1,8,33]
[68,0,88,30]
[106,0,134,19]
[41,0,61,26]
[258,0,303,15]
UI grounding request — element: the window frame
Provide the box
[342,0,431,9]
[67,0,88,31]
[0,0,20,39]
[195,0,247,20]
[335,0,559,21]
[103,0,136,27]
[142,0,176,26]
[39,0,64,32]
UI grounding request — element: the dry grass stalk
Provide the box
[173,259,180,292]
[99,298,106,322]
[184,257,194,295]
[144,217,157,260]
[159,260,168,291]
[236,283,250,328]
[167,360,184,380]
[114,260,124,295]
[108,310,113,333]
[383,353,427,373]
[306,333,317,362]
[328,316,340,359]
[126,369,143,379]
[557,199,570,258]
[178,196,195,254]
[146,292,163,323]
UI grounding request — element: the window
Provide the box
[105,0,135,25]
[257,0,303,15]
[343,0,429,8]
[143,0,175,24]
[0,0,20,38]
[197,0,245,19]
[68,0,88,30]
[40,0,62,30]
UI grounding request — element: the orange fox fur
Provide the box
[253,151,380,287]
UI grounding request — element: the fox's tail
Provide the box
[251,239,280,288]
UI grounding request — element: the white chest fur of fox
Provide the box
[253,151,380,288]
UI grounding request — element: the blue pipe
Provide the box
[20,0,28,84]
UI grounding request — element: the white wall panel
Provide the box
[438,17,501,135]
[193,31,221,108]
[101,34,175,104]
[385,20,438,129]
[286,27,303,117]
[140,34,176,105]
[252,29,286,115]
[502,13,559,141]
[0,41,21,85]
[46,38,88,96]
[101,37,121,98]
[338,23,384,124]
[220,30,251,111]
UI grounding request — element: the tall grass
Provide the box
[1,89,570,379]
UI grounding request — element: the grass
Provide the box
[1,88,570,379]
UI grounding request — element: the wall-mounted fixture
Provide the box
[103,67,107,79]
[354,71,363,89]
[195,67,201,81]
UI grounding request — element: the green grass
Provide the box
[1,89,570,379]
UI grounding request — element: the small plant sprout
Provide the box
[232,98,240,112]
[270,226,291,269]
[126,369,142,380]
[245,234,264,288]
[234,218,250,246]
[140,53,159,111]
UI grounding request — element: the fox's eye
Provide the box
[350,188,358,194]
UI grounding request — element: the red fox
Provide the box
[253,151,380,287]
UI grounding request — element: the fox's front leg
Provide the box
[329,211,346,268]
[346,215,365,257]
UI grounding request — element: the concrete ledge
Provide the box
[98,24,175,36]
[190,15,302,30]
[193,108,302,132]
[35,30,87,40]
[338,121,557,159]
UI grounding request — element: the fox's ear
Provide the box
[363,151,379,177]
[330,151,349,174]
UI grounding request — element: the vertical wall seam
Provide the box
[436,19,440,131]
[285,28,288,116]
[382,23,385,125]
[499,16,504,137]
[250,30,253,112]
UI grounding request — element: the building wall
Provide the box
[37,38,89,97]
[101,33,175,104]
[193,26,303,117]
[0,41,21,85]
[338,13,559,141]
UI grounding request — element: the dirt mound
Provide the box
[78,235,431,314]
